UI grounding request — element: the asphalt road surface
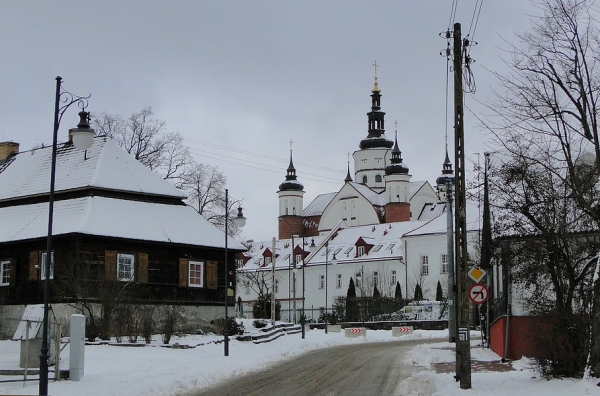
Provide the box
[190,337,445,396]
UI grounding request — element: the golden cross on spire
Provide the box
[373,60,379,77]
[289,140,293,152]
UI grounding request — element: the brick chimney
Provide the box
[0,142,19,163]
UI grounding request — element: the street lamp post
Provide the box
[41,76,94,396]
[223,189,246,357]
[325,243,328,334]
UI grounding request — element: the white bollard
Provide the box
[69,314,86,381]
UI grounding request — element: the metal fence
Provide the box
[0,318,69,383]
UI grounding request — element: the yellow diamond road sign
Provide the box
[468,266,486,283]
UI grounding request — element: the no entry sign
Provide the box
[468,283,489,304]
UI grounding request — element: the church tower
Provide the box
[278,143,304,239]
[353,63,394,193]
[436,149,454,201]
[384,128,411,222]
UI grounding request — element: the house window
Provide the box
[265,257,272,265]
[373,271,379,287]
[391,270,397,285]
[0,261,9,286]
[41,252,54,280]
[236,258,244,269]
[344,247,353,255]
[357,246,365,257]
[336,274,342,288]
[355,273,362,288]
[373,244,383,252]
[295,254,303,265]
[441,254,449,274]
[319,275,325,289]
[188,260,204,288]
[421,255,429,275]
[375,174,382,182]
[117,253,134,281]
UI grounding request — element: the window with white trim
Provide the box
[0,261,10,286]
[357,246,365,257]
[265,256,272,265]
[236,258,244,269]
[295,254,303,265]
[441,254,449,274]
[117,253,134,281]
[319,275,325,289]
[391,270,397,285]
[420,255,429,275]
[41,252,54,280]
[188,260,204,287]
[336,274,342,288]
[355,272,362,288]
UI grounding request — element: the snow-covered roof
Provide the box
[303,192,336,217]
[0,196,245,250]
[405,202,480,237]
[240,220,436,272]
[302,181,434,217]
[0,136,186,202]
[418,202,446,220]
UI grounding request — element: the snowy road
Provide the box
[191,338,445,396]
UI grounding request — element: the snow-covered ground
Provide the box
[0,320,597,395]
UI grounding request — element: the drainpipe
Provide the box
[503,266,512,361]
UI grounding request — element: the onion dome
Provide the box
[278,150,304,191]
[359,76,394,150]
[385,131,409,175]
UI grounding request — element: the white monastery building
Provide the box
[236,77,479,321]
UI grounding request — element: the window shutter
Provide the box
[29,251,39,281]
[105,250,117,282]
[138,253,148,284]
[9,258,16,285]
[206,260,218,290]
[179,258,189,287]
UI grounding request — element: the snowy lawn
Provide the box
[0,321,597,395]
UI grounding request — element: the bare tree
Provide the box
[92,107,191,185]
[483,0,600,377]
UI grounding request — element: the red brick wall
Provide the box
[278,216,304,239]
[385,202,410,222]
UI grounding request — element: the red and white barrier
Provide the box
[344,327,366,338]
[392,326,414,336]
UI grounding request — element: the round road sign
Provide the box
[468,283,489,304]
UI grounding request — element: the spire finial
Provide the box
[372,60,381,93]
[289,139,293,151]
[394,120,398,134]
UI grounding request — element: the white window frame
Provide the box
[0,260,10,286]
[188,260,204,288]
[265,257,272,265]
[357,246,365,257]
[420,255,429,275]
[295,254,303,265]
[391,270,397,285]
[41,252,54,280]
[355,273,362,288]
[336,274,342,288]
[319,275,325,289]
[117,253,135,282]
[441,254,449,274]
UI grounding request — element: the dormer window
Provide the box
[357,246,365,256]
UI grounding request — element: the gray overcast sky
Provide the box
[1,1,538,242]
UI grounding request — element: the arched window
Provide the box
[375,174,382,183]
[362,175,367,184]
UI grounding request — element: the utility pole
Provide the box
[271,237,276,326]
[453,22,472,389]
